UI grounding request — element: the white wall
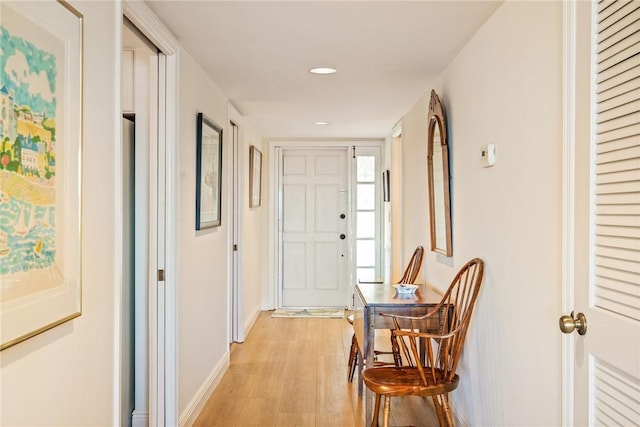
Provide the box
[0,4,266,426]
[0,1,120,425]
[398,1,563,425]
[240,125,265,329]
[176,49,266,421]
[177,50,231,416]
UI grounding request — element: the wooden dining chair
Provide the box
[362,257,484,427]
[347,246,424,381]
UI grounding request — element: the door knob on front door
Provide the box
[340,234,346,240]
[559,311,587,335]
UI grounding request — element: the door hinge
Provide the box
[158,269,165,282]
[233,244,238,251]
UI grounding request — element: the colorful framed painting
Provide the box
[0,1,83,350]
[249,145,262,208]
[195,112,223,229]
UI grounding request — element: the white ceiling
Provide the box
[146,1,502,139]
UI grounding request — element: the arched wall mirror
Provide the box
[427,90,452,257]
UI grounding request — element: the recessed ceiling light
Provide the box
[309,67,337,75]
[313,121,330,125]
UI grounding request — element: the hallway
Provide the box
[194,311,440,426]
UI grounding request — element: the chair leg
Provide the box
[382,396,391,427]
[440,393,454,427]
[432,395,446,426]
[348,334,358,382]
[432,394,455,427]
[371,394,382,427]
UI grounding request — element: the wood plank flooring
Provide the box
[193,311,440,426]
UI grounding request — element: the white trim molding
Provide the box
[244,304,262,335]
[451,402,470,427]
[122,1,180,425]
[178,352,230,427]
[561,0,577,425]
[131,410,149,427]
[123,1,178,55]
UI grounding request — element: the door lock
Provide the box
[559,311,587,335]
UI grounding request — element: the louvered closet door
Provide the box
[573,1,640,424]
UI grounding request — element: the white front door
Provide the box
[279,148,349,307]
[566,1,640,424]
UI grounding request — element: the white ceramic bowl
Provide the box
[393,284,418,294]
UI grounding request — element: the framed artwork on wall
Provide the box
[249,145,262,208]
[383,170,390,202]
[195,112,223,230]
[0,0,83,350]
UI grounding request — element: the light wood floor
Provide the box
[193,311,440,426]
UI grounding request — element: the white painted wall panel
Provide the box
[397,2,563,425]
[177,50,230,416]
[0,1,119,424]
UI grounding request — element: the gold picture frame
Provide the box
[1,0,83,350]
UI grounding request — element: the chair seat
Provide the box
[363,367,459,397]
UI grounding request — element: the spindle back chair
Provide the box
[362,258,484,427]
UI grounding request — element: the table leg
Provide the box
[357,345,364,396]
[364,309,375,427]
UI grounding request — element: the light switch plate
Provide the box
[481,144,496,167]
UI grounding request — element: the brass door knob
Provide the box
[559,311,587,335]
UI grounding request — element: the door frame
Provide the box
[228,104,245,343]
[122,2,178,425]
[267,139,384,309]
[351,145,384,287]
[562,0,593,423]
[561,1,578,423]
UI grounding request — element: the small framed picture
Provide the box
[249,145,262,208]
[383,170,390,202]
[195,113,223,229]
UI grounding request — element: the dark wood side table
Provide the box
[353,283,444,427]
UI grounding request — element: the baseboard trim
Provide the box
[131,410,148,427]
[178,352,229,427]
[243,305,262,339]
[451,401,469,427]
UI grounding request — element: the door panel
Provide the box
[283,242,306,290]
[316,184,340,231]
[315,242,340,290]
[570,1,640,424]
[283,184,306,232]
[280,148,348,307]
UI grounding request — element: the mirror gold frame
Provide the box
[427,90,452,256]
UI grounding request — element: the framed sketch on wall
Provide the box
[0,0,83,350]
[195,112,223,229]
[383,170,390,202]
[249,145,262,208]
